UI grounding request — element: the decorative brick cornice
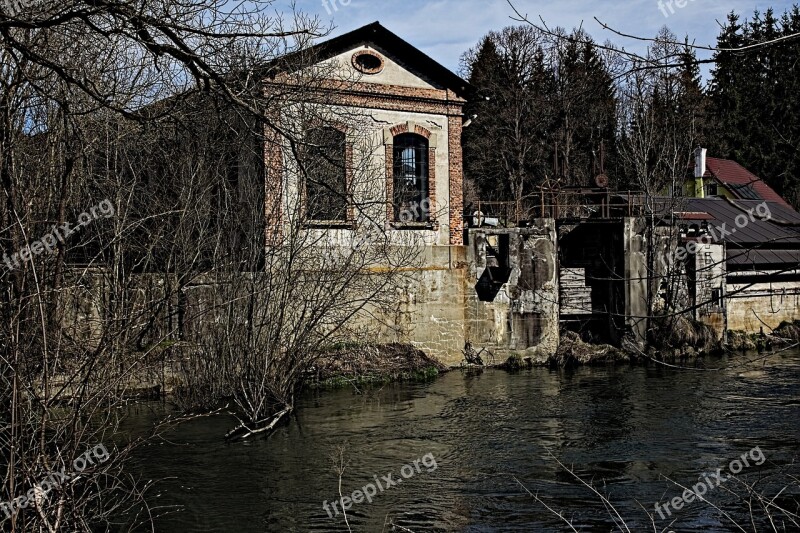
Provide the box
[264,80,467,116]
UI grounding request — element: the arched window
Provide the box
[393,133,429,222]
[304,127,347,221]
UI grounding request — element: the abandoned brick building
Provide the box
[256,22,800,366]
[63,22,799,367]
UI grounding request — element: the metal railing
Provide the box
[466,189,645,227]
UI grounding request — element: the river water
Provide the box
[126,349,800,532]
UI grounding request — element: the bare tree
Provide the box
[0,1,425,530]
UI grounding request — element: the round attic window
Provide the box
[352,50,384,74]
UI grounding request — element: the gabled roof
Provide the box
[270,22,473,98]
[704,157,792,208]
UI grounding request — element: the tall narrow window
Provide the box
[393,133,429,222]
[304,127,347,221]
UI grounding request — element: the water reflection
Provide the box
[124,350,800,532]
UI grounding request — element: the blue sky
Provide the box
[276,0,796,78]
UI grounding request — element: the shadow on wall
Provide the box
[475,233,512,301]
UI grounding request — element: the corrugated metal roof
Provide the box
[727,248,800,267]
[651,197,800,268]
[727,183,763,201]
[681,198,800,248]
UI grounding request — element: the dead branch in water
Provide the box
[224,406,293,441]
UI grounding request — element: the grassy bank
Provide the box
[305,343,449,390]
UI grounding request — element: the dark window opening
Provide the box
[475,234,512,302]
[304,127,347,221]
[711,288,722,307]
[393,133,429,222]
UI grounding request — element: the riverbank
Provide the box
[48,322,800,400]
[306,343,449,389]
[304,326,800,389]
[125,346,800,532]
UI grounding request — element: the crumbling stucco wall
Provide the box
[352,221,559,366]
[727,280,800,332]
[624,217,649,345]
[360,245,472,366]
[693,242,726,339]
[464,220,559,364]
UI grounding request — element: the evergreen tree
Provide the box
[553,31,618,185]
[461,26,617,212]
[710,7,800,207]
[461,27,557,213]
[617,28,709,194]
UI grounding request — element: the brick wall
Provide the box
[264,80,467,245]
[448,116,464,245]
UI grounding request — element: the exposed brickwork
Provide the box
[263,79,467,241]
[345,141,355,222]
[428,147,437,222]
[264,123,284,247]
[336,93,462,116]
[385,142,394,223]
[351,50,385,74]
[390,123,408,137]
[390,122,432,139]
[268,79,466,104]
[265,80,466,115]
[448,116,464,245]
[414,124,432,138]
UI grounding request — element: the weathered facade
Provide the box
[260,23,800,365]
[675,198,800,333]
[264,23,466,249]
[61,24,800,367]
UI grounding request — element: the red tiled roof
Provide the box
[704,157,792,208]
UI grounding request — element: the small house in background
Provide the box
[671,149,800,334]
[667,198,800,336]
[685,147,793,208]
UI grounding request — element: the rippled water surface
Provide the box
[126,350,800,532]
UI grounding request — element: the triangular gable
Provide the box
[267,22,473,99]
